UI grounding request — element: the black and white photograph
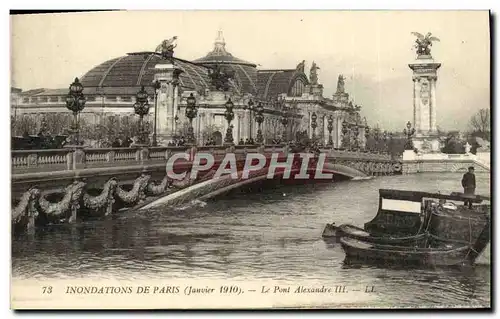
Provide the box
[9,10,491,309]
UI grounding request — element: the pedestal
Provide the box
[154,63,182,146]
[409,55,441,153]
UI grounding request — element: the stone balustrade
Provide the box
[402,150,491,174]
[11,143,400,233]
[12,144,393,174]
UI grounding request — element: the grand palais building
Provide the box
[11,31,368,148]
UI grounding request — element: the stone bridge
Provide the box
[402,150,491,174]
[11,144,399,233]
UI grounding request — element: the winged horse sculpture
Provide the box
[411,32,440,57]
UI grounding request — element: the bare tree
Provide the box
[469,108,490,140]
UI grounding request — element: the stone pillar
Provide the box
[430,76,437,132]
[153,63,182,145]
[409,56,441,153]
[413,78,419,132]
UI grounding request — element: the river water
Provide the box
[11,172,491,308]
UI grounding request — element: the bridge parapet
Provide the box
[11,144,401,233]
[320,148,392,161]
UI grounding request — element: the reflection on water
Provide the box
[12,173,491,307]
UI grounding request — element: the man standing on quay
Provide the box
[461,166,476,209]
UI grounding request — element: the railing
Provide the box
[11,144,392,174]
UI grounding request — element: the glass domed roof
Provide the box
[192,30,257,67]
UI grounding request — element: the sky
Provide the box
[10,10,490,131]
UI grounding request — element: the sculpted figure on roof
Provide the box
[296,60,305,73]
[155,36,178,60]
[310,62,320,85]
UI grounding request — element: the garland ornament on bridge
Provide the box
[327,115,334,146]
[134,86,150,145]
[403,121,416,150]
[224,98,235,145]
[255,102,264,144]
[185,93,198,145]
[65,77,87,147]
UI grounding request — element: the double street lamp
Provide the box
[364,125,370,151]
[327,115,334,146]
[224,98,235,145]
[352,122,360,151]
[255,102,264,144]
[281,112,289,142]
[185,93,198,144]
[311,112,318,142]
[65,77,87,146]
[403,121,416,150]
[341,119,349,149]
[133,86,150,145]
[243,99,255,141]
[152,80,161,146]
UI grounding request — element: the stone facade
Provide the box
[11,32,368,147]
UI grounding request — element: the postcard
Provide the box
[10,10,491,309]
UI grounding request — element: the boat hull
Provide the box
[340,237,472,267]
[323,223,428,246]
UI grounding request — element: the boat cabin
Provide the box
[364,189,490,237]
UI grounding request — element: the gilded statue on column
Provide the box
[411,32,440,58]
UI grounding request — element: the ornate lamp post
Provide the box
[341,119,350,149]
[151,80,161,146]
[403,121,416,150]
[185,93,198,144]
[65,77,86,146]
[311,112,318,143]
[352,122,360,151]
[133,86,150,145]
[382,130,388,153]
[281,113,289,142]
[327,115,334,146]
[255,102,264,144]
[243,99,254,141]
[364,125,370,151]
[224,98,235,145]
[373,127,380,152]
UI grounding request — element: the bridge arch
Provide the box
[139,162,368,210]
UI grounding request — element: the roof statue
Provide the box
[336,75,345,94]
[296,60,305,73]
[207,64,234,92]
[310,61,320,85]
[411,32,440,58]
[155,36,178,60]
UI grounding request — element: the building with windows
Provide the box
[12,31,367,148]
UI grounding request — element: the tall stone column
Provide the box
[413,78,419,133]
[153,63,182,145]
[409,54,441,152]
[430,76,437,132]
